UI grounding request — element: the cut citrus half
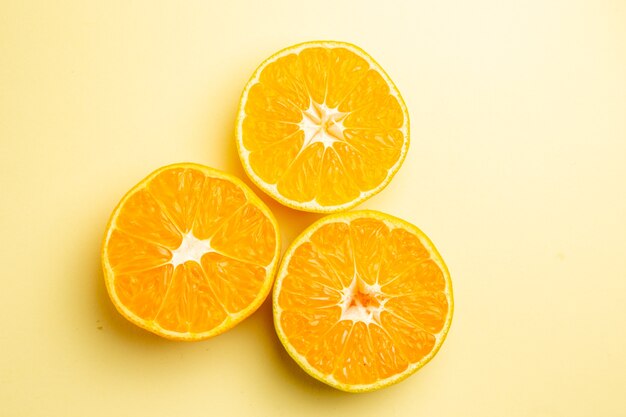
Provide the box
[102,163,281,341]
[273,210,453,392]
[236,41,410,213]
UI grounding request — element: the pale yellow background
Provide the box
[1,0,625,416]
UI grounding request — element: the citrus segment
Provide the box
[200,252,266,314]
[338,70,390,112]
[273,211,453,392]
[102,163,281,341]
[106,230,171,273]
[248,132,304,184]
[316,148,361,206]
[191,177,247,240]
[146,167,205,233]
[326,48,369,108]
[298,47,330,103]
[114,264,174,320]
[113,189,181,248]
[210,203,276,265]
[241,117,300,152]
[276,142,325,202]
[236,41,410,212]
[154,262,227,334]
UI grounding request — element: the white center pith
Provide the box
[170,231,213,267]
[299,101,348,149]
[339,278,386,325]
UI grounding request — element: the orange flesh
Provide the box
[104,167,277,336]
[277,218,449,386]
[242,46,406,207]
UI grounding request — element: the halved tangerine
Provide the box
[236,41,410,213]
[273,210,453,392]
[101,163,281,340]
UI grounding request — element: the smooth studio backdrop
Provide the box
[1,1,625,416]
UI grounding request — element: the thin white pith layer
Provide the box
[170,231,213,267]
[299,101,347,149]
[339,278,386,324]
